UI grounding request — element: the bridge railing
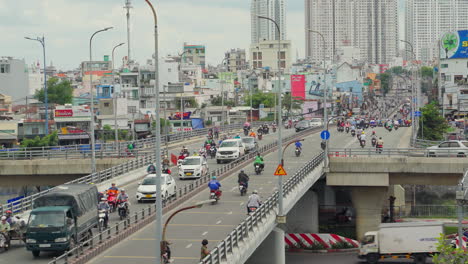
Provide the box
[411,138,441,148]
[328,148,468,158]
[47,125,321,264]
[200,152,325,264]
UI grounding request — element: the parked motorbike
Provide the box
[239,183,247,196]
[117,201,129,220]
[295,147,301,157]
[255,164,263,175]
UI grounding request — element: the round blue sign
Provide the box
[320,130,330,140]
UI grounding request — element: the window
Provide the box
[283,44,288,48]
[280,61,286,68]
[253,52,257,60]
[445,75,451,81]
[128,106,137,114]
[449,142,461,148]
[257,52,262,60]
[439,142,450,148]
[253,62,258,68]
[104,102,110,107]
[441,64,448,68]
[269,44,274,48]
[279,51,286,59]
[32,127,39,134]
[168,68,172,73]
[258,62,262,68]
[0,64,10,74]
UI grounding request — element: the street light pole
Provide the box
[401,40,418,141]
[308,29,328,166]
[220,58,227,125]
[112,42,125,153]
[89,27,113,174]
[258,15,284,217]
[25,36,48,135]
[144,1,163,264]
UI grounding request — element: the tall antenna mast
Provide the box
[124,0,132,63]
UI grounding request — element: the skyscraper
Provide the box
[251,0,286,44]
[405,0,468,62]
[305,0,399,64]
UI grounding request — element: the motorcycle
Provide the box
[272,126,277,133]
[263,126,269,135]
[394,125,399,130]
[351,130,356,137]
[295,147,301,157]
[248,206,258,216]
[0,231,10,251]
[345,127,349,133]
[360,139,366,148]
[376,144,383,154]
[107,192,118,212]
[239,183,247,196]
[210,146,217,159]
[243,128,249,136]
[98,209,108,230]
[117,201,129,220]
[210,190,221,204]
[258,133,263,141]
[371,138,377,147]
[255,164,263,175]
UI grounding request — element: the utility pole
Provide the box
[124,0,133,63]
[112,42,125,154]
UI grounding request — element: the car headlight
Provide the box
[26,238,36,243]
[55,237,68,243]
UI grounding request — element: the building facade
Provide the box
[183,43,206,69]
[305,0,398,64]
[250,40,292,71]
[251,0,286,44]
[405,0,468,63]
[224,49,248,73]
[0,57,31,102]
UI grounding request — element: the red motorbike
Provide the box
[107,190,119,212]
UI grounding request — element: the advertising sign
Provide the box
[290,75,306,100]
[440,30,468,59]
[54,109,73,117]
[54,108,91,118]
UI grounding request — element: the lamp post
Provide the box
[220,57,228,125]
[89,27,113,174]
[308,29,328,166]
[25,36,48,135]
[144,1,163,264]
[112,42,125,154]
[401,40,419,141]
[257,15,284,218]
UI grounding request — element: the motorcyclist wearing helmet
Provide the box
[208,176,222,198]
[238,169,250,189]
[234,134,241,139]
[360,131,366,144]
[98,198,110,228]
[117,189,129,202]
[4,210,14,225]
[253,153,264,170]
[247,190,262,214]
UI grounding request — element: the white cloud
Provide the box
[1,0,306,70]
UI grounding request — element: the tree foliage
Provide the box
[34,78,73,105]
[210,96,235,107]
[419,102,449,140]
[433,234,467,264]
[386,66,410,76]
[282,93,303,113]
[421,66,434,79]
[21,131,59,148]
[377,73,391,95]
[175,97,198,109]
[243,92,276,108]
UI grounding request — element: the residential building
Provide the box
[97,97,128,130]
[54,104,91,132]
[0,94,13,114]
[183,43,206,69]
[439,55,468,115]
[0,57,31,102]
[28,62,44,96]
[405,0,468,62]
[0,121,18,147]
[251,0,286,44]
[250,40,292,71]
[224,49,248,73]
[305,0,399,64]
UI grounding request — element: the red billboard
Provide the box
[290,75,306,100]
[55,109,73,117]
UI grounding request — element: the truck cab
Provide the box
[358,231,379,259]
[26,206,76,256]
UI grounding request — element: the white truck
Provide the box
[358,222,443,264]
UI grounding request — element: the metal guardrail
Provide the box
[397,205,468,218]
[1,122,268,160]
[47,126,322,264]
[411,139,441,148]
[199,152,325,264]
[328,148,468,158]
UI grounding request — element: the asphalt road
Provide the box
[84,125,411,264]
[286,252,434,264]
[0,126,296,263]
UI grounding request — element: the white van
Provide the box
[216,138,245,163]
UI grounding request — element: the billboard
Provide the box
[54,107,91,118]
[440,30,468,59]
[290,75,306,100]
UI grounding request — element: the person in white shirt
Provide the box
[247,190,262,214]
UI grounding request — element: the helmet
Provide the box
[361,131,365,134]
[202,239,209,245]
[1,216,6,221]
[253,190,258,194]
[121,189,125,192]
[5,210,12,214]
[212,176,217,180]
[101,198,107,201]
[240,169,244,173]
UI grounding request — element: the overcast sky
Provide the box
[1,0,404,71]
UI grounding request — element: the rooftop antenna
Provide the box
[124,0,133,63]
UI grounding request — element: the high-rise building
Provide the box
[305,0,398,64]
[405,0,468,63]
[251,0,286,44]
[224,49,248,73]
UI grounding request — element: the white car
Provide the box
[427,140,468,157]
[136,173,177,202]
[178,156,208,179]
[310,118,323,127]
[216,139,245,164]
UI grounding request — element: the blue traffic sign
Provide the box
[320,130,330,140]
[414,111,422,117]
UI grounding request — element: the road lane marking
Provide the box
[230,186,237,192]
[202,231,208,236]
[240,202,244,206]
[186,243,193,249]
[227,211,233,215]
[216,220,222,225]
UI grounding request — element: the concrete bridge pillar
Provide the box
[285,190,318,233]
[351,186,388,240]
[246,227,285,264]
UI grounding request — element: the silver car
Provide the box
[241,137,258,153]
[426,140,468,157]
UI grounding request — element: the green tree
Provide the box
[243,92,276,108]
[420,66,434,94]
[377,73,391,95]
[386,66,409,76]
[421,66,434,79]
[419,102,449,140]
[433,234,467,263]
[210,96,235,107]
[175,97,198,109]
[282,93,303,114]
[34,78,73,105]
[21,131,59,148]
